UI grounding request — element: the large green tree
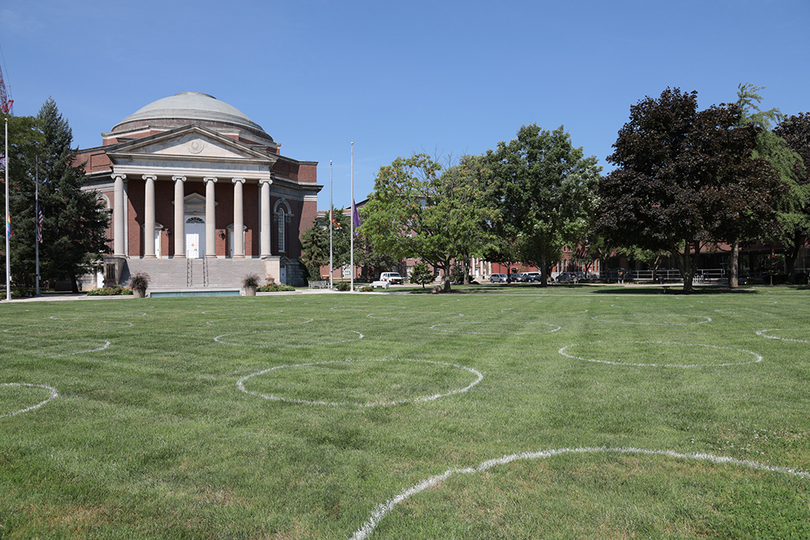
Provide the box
[486,124,600,286]
[597,88,783,293]
[1,112,44,292]
[362,153,498,292]
[37,99,110,292]
[732,84,805,286]
[773,112,810,283]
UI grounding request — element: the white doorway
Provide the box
[186,217,205,259]
[154,229,162,258]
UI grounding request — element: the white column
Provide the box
[204,177,217,259]
[112,174,126,257]
[143,174,157,259]
[259,178,272,258]
[232,178,245,258]
[173,175,186,259]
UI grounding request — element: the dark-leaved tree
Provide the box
[597,88,783,293]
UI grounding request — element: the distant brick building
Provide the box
[77,92,321,288]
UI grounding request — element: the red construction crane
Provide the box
[0,62,13,115]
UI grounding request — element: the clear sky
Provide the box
[1,0,808,211]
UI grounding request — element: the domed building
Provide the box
[78,92,321,291]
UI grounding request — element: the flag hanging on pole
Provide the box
[5,213,11,239]
[36,203,43,243]
[352,199,361,235]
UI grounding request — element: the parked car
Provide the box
[513,272,529,282]
[379,272,403,285]
[555,272,578,282]
[490,273,508,283]
[523,272,541,282]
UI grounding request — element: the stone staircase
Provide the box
[121,258,267,291]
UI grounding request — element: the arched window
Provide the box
[277,207,286,253]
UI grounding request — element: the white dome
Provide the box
[111,92,271,141]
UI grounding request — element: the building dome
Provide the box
[110,92,272,143]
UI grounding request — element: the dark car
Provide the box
[523,272,541,282]
[556,272,578,282]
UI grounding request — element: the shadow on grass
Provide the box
[399,283,810,295]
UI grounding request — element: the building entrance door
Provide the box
[186,217,205,258]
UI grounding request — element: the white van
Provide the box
[380,272,403,285]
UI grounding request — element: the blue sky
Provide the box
[1,0,808,211]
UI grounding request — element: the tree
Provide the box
[409,261,434,288]
[732,83,804,286]
[773,112,810,283]
[37,98,110,292]
[487,124,600,286]
[1,112,44,290]
[597,88,783,293]
[362,153,498,292]
[300,207,350,280]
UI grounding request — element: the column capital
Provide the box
[232,177,246,184]
[112,173,127,181]
[142,174,157,181]
[259,178,273,186]
[172,175,187,183]
[204,176,218,183]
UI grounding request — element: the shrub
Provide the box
[337,282,352,292]
[257,283,295,292]
[129,272,151,294]
[242,273,261,288]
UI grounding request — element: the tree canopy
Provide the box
[597,88,783,292]
[486,124,600,286]
[1,99,109,294]
[361,153,498,291]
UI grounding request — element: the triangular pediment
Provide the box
[107,126,275,164]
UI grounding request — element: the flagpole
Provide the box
[5,118,10,302]
[329,160,333,291]
[35,161,40,296]
[350,142,354,292]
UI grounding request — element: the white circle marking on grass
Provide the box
[0,338,111,357]
[558,341,763,367]
[591,314,711,325]
[431,321,561,335]
[0,383,59,418]
[237,358,483,407]
[349,446,810,540]
[756,329,810,343]
[205,316,313,327]
[214,329,364,348]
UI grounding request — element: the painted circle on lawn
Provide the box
[0,383,59,418]
[431,320,561,335]
[205,316,313,327]
[756,328,810,343]
[214,328,364,348]
[349,446,810,540]
[592,314,711,325]
[558,341,763,367]
[237,358,483,407]
[0,338,111,357]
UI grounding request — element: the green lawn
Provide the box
[1,285,809,538]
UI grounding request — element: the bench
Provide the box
[308,280,329,289]
[371,280,390,289]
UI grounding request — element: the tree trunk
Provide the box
[786,231,802,284]
[672,241,696,293]
[729,239,739,288]
[539,251,549,287]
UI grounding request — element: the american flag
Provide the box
[36,203,43,243]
